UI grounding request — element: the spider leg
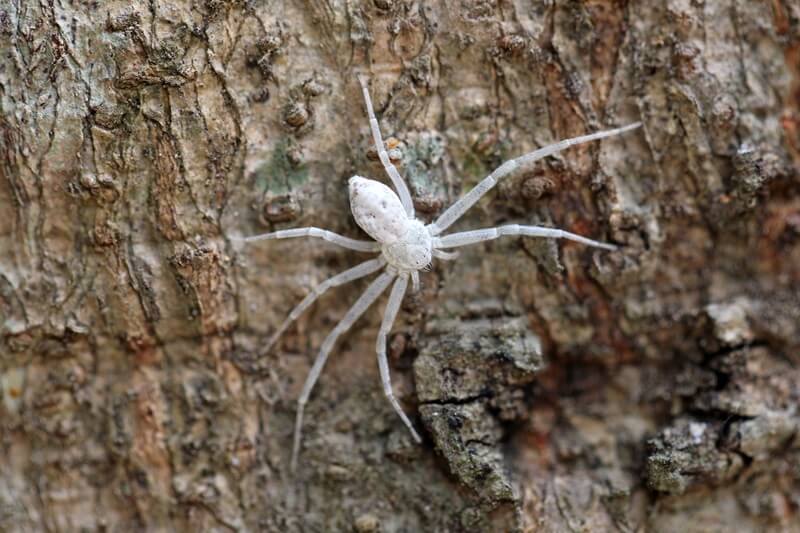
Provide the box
[410,271,420,292]
[428,122,642,236]
[292,270,396,472]
[358,77,415,218]
[434,224,617,251]
[265,257,387,352]
[375,274,421,443]
[233,227,380,252]
[432,249,459,261]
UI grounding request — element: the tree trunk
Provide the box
[1,1,799,531]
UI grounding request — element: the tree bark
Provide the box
[1,1,799,531]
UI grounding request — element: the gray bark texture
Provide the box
[1,0,799,531]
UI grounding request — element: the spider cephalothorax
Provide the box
[237,77,641,471]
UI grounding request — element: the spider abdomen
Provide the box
[349,176,411,243]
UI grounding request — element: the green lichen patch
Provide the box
[415,315,544,531]
[415,316,544,405]
[251,139,309,195]
[645,418,743,495]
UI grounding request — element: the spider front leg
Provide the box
[428,122,642,236]
[433,224,617,251]
[292,270,396,472]
[375,274,421,442]
[233,227,380,252]
[358,77,415,217]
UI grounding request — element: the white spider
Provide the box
[238,78,641,471]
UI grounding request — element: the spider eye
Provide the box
[413,248,430,268]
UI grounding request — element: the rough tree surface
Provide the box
[1,1,799,532]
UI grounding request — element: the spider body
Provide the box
[237,78,641,472]
[349,176,433,272]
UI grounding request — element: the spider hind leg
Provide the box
[291,270,396,472]
[376,275,422,443]
[266,257,386,352]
